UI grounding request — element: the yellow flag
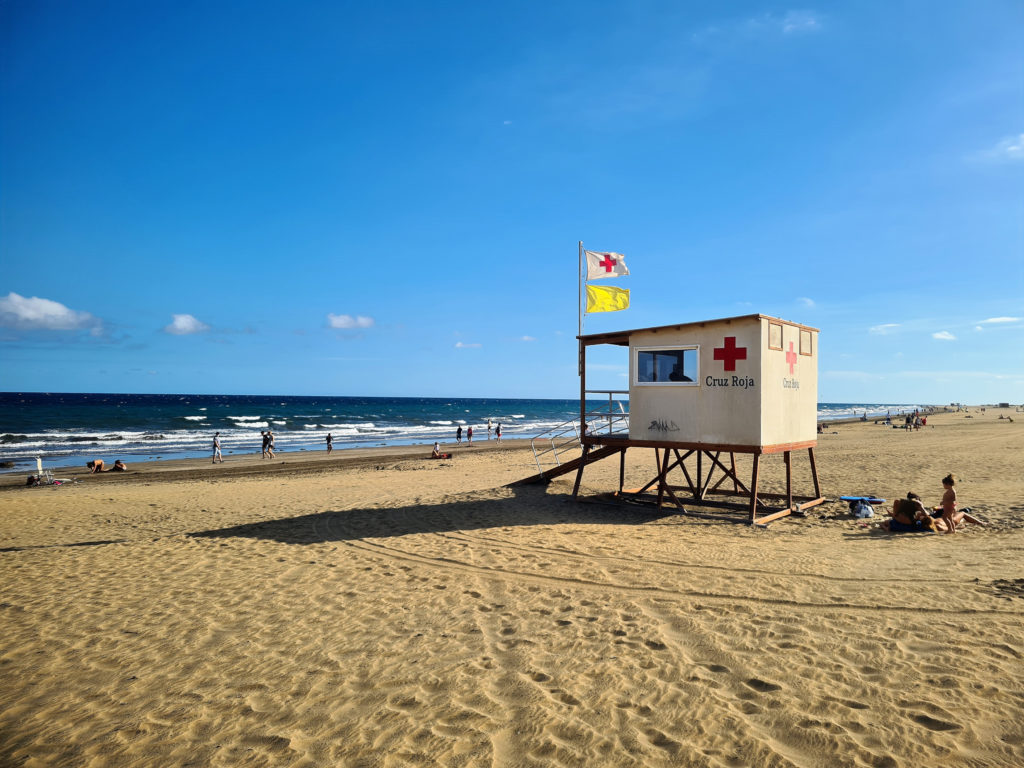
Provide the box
[586,284,630,313]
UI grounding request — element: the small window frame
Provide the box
[633,345,700,387]
[800,329,813,356]
[768,322,783,351]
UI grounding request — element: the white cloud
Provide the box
[988,133,1024,162]
[327,313,374,329]
[455,341,481,349]
[979,316,1021,324]
[797,297,815,308]
[0,292,99,331]
[975,326,984,332]
[780,10,821,34]
[520,335,536,342]
[932,331,956,341]
[869,323,900,335]
[695,11,822,43]
[165,314,210,335]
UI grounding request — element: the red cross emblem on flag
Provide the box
[598,255,617,272]
[713,336,747,371]
[786,342,798,374]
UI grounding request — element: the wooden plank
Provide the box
[808,447,821,498]
[580,437,817,454]
[785,450,792,511]
[753,508,793,526]
[748,453,760,524]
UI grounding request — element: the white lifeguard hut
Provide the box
[524,313,824,525]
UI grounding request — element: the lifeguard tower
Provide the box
[526,314,824,525]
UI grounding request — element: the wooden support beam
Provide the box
[785,450,792,511]
[753,508,793,527]
[676,449,696,495]
[706,451,750,496]
[699,451,719,499]
[571,445,589,499]
[656,449,670,508]
[696,451,703,500]
[748,453,760,524]
[808,447,821,498]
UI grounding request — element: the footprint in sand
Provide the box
[744,678,781,693]
[548,689,581,706]
[643,728,680,754]
[911,713,960,732]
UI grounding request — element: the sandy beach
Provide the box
[1,408,1022,767]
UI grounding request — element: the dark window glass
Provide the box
[637,348,697,383]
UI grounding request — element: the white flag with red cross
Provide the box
[584,250,630,280]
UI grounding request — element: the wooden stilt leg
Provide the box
[572,445,589,499]
[618,448,626,494]
[808,447,821,498]
[749,453,760,524]
[785,450,792,510]
[656,449,670,508]
[730,452,737,493]
[697,451,704,500]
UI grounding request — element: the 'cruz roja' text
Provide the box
[705,375,756,389]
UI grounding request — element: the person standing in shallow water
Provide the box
[495,423,502,443]
[326,433,333,454]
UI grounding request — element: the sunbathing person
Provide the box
[881,493,937,533]
[111,460,127,471]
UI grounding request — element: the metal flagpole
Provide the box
[578,241,584,375]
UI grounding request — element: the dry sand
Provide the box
[1,408,1023,767]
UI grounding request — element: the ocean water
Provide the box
[0,393,927,472]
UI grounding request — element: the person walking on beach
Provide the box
[326,432,333,454]
[266,429,276,459]
[260,430,268,459]
[212,432,223,463]
[487,418,493,439]
[467,426,473,445]
[495,422,502,443]
[456,425,462,444]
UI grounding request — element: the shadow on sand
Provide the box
[187,485,681,545]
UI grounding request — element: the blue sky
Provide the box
[1,1,1021,403]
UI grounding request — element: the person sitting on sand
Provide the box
[111,460,127,471]
[431,441,441,458]
[86,460,105,473]
[880,493,937,533]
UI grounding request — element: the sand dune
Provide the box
[2,408,1022,767]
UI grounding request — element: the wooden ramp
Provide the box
[508,444,625,486]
